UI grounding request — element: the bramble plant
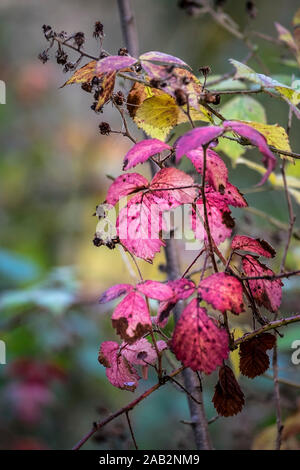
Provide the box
[40,0,300,451]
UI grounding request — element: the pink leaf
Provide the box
[99,284,133,303]
[98,341,139,391]
[191,193,234,245]
[111,291,152,343]
[242,255,283,312]
[156,279,195,327]
[186,148,228,192]
[223,121,277,185]
[198,273,244,315]
[123,139,171,171]
[176,126,224,161]
[139,51,189,68]
[95,55,137,74]
[171,299,229,374]
[121,338,167,366]
[231,235,276,258]
[117,193,165,262]
[106,173,148,206]
[137,280,173,300]
[150,167,197,209]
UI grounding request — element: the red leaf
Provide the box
[136,280,173,300]
[95,55,137,74]
[239,333,276,378]
[176,126,224,161]
[212,365,245,417]
[199,273,244,315]
[242,255,283,312]
[111,291,152,343]
[123,139,171,171]
[156,279,195,327]
[232,235,276,258]
[224,121,277,186]
[191,192,234,245]
[186,148,228,193]
[171,299,229,374]
[106,173,148,206]
[117,193,165,262]
[99,284,133,304]
[98,341,139,391]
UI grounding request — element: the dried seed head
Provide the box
[114,91,125,106]
[93,21,104,39]
[38,51,49,64]
[149,78,161,88]
[199,65,211,77]
[174,88,187,106]
[246,1,257,19]
[99,121,111,135]
[81,82,93,93]
[100,51,109,59]
[118,47,129,56]
[56,49,68,65]
[74,32,85,48]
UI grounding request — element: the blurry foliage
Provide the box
[0,0,299,450]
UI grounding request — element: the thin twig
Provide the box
[272,324,283,450]
[125,411,139,450]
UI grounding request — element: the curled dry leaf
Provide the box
[231,235,276,258]
[239,333,276,378]
[171,299,229,374]
[212,365,245,417]
[198,272,244,315]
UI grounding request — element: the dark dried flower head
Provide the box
[174,88,187,106]
[199,65,211,77]
[74,32,85,48]
[177,0,201,15]
[63,62,76,73]
[246,1,257,19]
[114,91,125,106]
[135,63,142,73]
[118,48,129,56]
[81,82,93,93]
[42,24,53,40]
[93,21,104,39]
[214,0,227,7]
[149,78,161,88]
[99,122,111,135]
[93,236,103,247]
[56,49,68,65]
[100,51,109,59]
[38,51,49,64]
[91,76,100,86]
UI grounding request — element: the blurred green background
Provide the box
[0,0,300,450]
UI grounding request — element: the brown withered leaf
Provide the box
[212,365,245,417]
[96,71,116,111]
[62,60,97,86]
[239,333,276,379]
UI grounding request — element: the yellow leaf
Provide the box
[229,327,244,379]
[238,120,292,161]
[62,60,97,86]
[132,90,211,141]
